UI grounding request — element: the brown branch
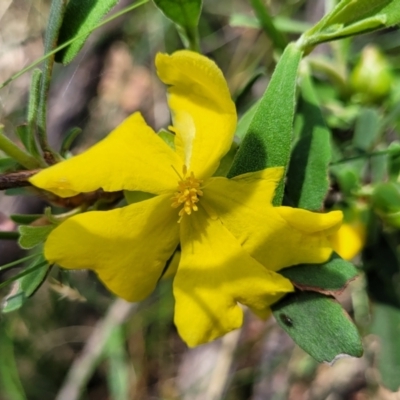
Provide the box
[0,169,123,209]
[0,169,40,190]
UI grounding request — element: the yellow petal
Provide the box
[330,222,366,260]
[30,113,182,197]
[44,194,179,301]
[173,208,293,347]
[203,174,343,271]
[277,207,343,235]
[156,51,237,179]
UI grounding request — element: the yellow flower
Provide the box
[331,222,366,260]
[30,51,342,346]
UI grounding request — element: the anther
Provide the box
[171,166,203,222]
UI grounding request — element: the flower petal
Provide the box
[30,113,182,197]
[203,173,343,271]
[44,194,179,301]
[173,208,293,347]
[156,51,237,179]
[330,222,366,260]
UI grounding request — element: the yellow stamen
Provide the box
[171,166,203,223]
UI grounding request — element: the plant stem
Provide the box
[0,127,42,170]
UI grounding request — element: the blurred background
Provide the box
[1,0,400,399]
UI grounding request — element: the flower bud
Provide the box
[350,46,393,103]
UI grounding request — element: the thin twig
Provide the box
[55,298,138,400]
[0,170,39,190]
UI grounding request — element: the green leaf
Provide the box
[286,71,331,210]
[0,253,41,272]
[388,142,400,180]
[213,141,238,177]
[56,0,119,64]
[26,69,42,158]
[37,0,68,162]
[235,100,259,141]
[0,326,27,399]
[280,252,359,295]
[352,108,380,151]
[15,125,31,155]
[124,191,155,205]
[228,42,303,205]
[272,291,363,363]
[299,0,400,51]
[10,214,42,225]
[60,127,82,156]
[249,0,287,51]
[0,157,18,172]
[18,225,55,250]
[372,182,400,213]
[153,0,202,51]
[370,302,400,391]
[2,256,50,314]
[105,326,130,399]
[158,129,175,150]
[0,126,42,170]
[0,231,19,240]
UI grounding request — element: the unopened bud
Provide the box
[350,46,392,103]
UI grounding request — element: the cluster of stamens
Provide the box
[171,166,203,223]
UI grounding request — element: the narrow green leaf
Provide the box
[272,291,363,363]
[26,69,42,158]
[370,302,400,391]
[105,326,130,399]
[249,0,287,51]
[0,253,41,272]
[0,231,19,240]
[0,126,42,170]
[60,127,82,156]
[0,326,27,399]
[213,142,238,177]
[353,108,380,151]
[388,142,400,180]
[286,71,331,210]
[235,100,259,141]
[280,252,359,294]
[0,261,47,290]
[10,214,42,225]
[370,151,388,183]
[18,225,55,250]
[15,125,32,155]
[2,256,50,314]
[37,0,68,161]
[0,157,18,172]
[56,0,119,64]
[153,0,202,51]
[228,42,303,205]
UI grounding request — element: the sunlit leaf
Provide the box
[272,291,363,363]
[228,42,303,205]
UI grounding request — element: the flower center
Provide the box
[171,166,203,223]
